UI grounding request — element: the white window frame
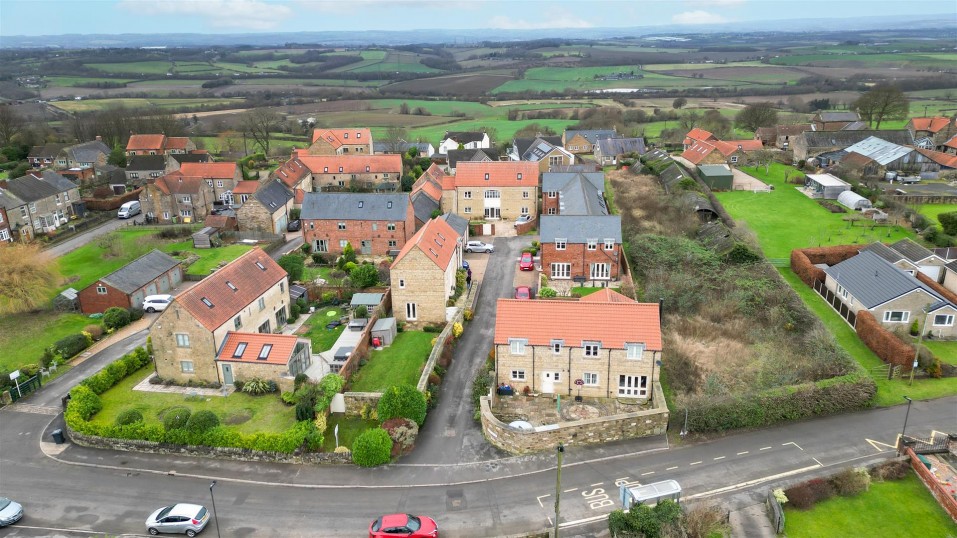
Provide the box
[583,372,599,386]
[180,361,194,373]
[587,239,598,251]
[399,279,405,289]
[618,375,647,397]
[175,333,190,348]
[883,311,910,323]
[0,229,9,241]
[484,190,501,199]
[604,238,615,250]
[464,206,472,214]
[406,302,417,320]
[181,195,191,203]
[934,314,955,327]
[464,191,472,199]
[387,223,396,231]
[338,222,346,230]
[551,339,563,354]
[583,341,601,358]
[548,191,557,198]
[590,263,610,280]
[551,263,570,279]
[730,156,739,164]
[555,238,566,250]
[510,369,526,381]
[509,338,527,355]
[626,343,645,360]
[837,284,849,299]
[339,239,348,249]
[521,207,529,215]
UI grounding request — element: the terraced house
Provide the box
[0,171,80,238]
[125,134,196,156]
[288,153,403,192]
[451,161,540,221]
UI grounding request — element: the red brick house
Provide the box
[540,215,623,285]
[301,192,414,256]
[77,250,183,314]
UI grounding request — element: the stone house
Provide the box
[593,137,647,166]
[755,125,813,149]
[792,130,914,162]
[273,157,312,199]
[682,127,717,151]
[562,129,618,154]
[306,128,374,155]
[0,206,11,243]
[139,175,216,224]
[27,143,67,168]
[445,148,499,174]
[77,250,183,314]
[452,161,540,221]
[289,153,402,192]
[509,136,575,173]
[236,179,294,235]
[215,332,312,392]
[439,131,490,155]
[56,140,110,170]
[823,250,957,338]
[150,248,291,384]
[493,289,662,398]
[540,215,623,285]
[0,171,81,236]
[541,172,607,216]
[811,111,862,131]
[680,138,763,167]
[125,155,169,185]
[412,163,456,216]
[125,134,196,156]
[391,217,462,325]
[174,162,242,206]
[301,192,414,256]
[861,239,950,282]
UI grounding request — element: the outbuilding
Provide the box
[805,173,852,200]
[697,164,733,191]
[77,250,183,314]
[837,190,873,211]
[371,317,397,347]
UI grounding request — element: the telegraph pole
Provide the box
[554,443,564,538]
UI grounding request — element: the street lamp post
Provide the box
[209,480,222,538]
[898,396,913,455]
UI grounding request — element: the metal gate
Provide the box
[8,374,41,403]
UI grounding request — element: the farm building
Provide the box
[697,164,733,190]
[804,173,851,199]
[681,192,719,222]
[837,190,872,211]
[77,250,183,314]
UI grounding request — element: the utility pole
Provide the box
[910,307,930,386]
[554,443,564,538]
[899,396,912,455]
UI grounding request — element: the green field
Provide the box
[45,76,137,87]
[85,61,177,74]
[492,66,753,94]
[914,203,957,227]
[52,97,244,113]
[347,331,433,392]
[85,60,285,75]
[770,52,957,69]
[0,311,94,371]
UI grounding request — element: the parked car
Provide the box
[143,294,173,313]
[369,514,438,538]
[146,504,209,536]
[0,498,23,527]
[117,200,141,219]
[286,219,302,232]
[514,286,531,300]
[519,252,535,271]
[513,214,532,226]
[465,240,494,253]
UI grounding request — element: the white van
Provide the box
[118,201,141,219]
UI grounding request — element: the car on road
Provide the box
[286,219,302,232]
[519,252,535,271]
[143,294,173,313]
[513,214,532,226]
[465,240,494,253]
[0,498,23,527]
[369,514,438,538]
[146,504,209,536]
[514,286,531,300]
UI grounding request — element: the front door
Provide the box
[222,364,233,386]
[542,371,558,394]
[360,240,372,255]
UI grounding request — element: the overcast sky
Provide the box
[1,0,954,37]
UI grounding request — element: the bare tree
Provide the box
[734,102,778,132]
[853,85,909,129]
[678,110,701,131]
[0,244,59,314]
[240,109,282,156]
[381,126,408,153]
[0,107,25,146]
[752,149,777,174]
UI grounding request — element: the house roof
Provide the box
[126,134,167,151]
[447,148,499,169]
[564,129,617,144]
[713,139,763,154]
[579,288,636,303]
[253,180,293,212]
[177,162,238,179]
[153,174,207,195]
[28,143,66,159]
[439,212,469,238]
[815,111,861,122]
[392,216,460,270]
[411,165,445,201]
[311,128,372,146]
[494,295,662,350]
[171,153,210,164]
[843,136,914,165]
[217,332,303,366]
[945,134,957,150]
[454,161,540,188]
[932,247,957,262]
[801,130,914,149]
[233,181,260,195]
[910,117,952,133]
[176,248,287,331]
[916,148,957,169]
[777,124,812,136]
[443,131,487,144]
[549,173,607,216]
[542,172,605,193]
[410,190,440,223]
[595,137,647,156]
[38,170,78,192]
[806,173,851,188]
[2,171,75,202]
[204,214,236,229]
[822,250,945,309]
[514,136,565,161]
[293,154,402,175]
[551,163,602,173]
[680,140,717,165]
[126,155,167,171]
[165,137,192,150]
[0,188,26,210]
[840,121,868,131]
[300,192,410,221]
[889,238,937,264]
[96,249,180,294]
[540,215,622,243]
[64,140,110,164]
[683,128,716,146]
[351,293,385,307]
[274,157,310,188]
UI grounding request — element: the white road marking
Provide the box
[783,441,804,451]
[666,466,678,470]
[684,464,823,500]
[590,482,604,487]
[690,461,702,466]
[641,471,655,476]
[564,487,579,493]
[760,446,772,451]
[813,457,823,466]
[713,456,725,461]
[537,494,550,508]
[865,438,897,452]
[737,451,749,455]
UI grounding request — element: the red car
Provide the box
[369,514,438,538]
[514,286,531,300]
[519,252,535,271]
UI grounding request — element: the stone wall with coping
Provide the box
[480,382,669,455]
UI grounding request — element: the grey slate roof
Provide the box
[816,111,861,122]
[540,215,622,244]
[543,173,608,216]
[126,155,167,171]
[595,137,647,156]
[860,242,905,264]
[0,188,26,210]
[98,250,180,294]
[28,143,66,159]
[440,212,468,238]
[551,163,602,173]
[411,190,440,223]
[542,172,604,193]
[170,153,210,164]
[253,180,293,213]
[38,170,78,192]
[65,140,110,164]
[823,250,945,309]
[3,172,74,203]
[444,131,487,144]
[564,129,617,144]
[932,247,957,261]
[947,260,957,273]
[514,136,563,160]
[300,192,409,221]
[447,148,498,169]
[889,238,936,263]
[801,130,914,149]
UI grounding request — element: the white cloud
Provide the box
[672,10,728,25]
[488,13,594,30]
[118,0,293,31]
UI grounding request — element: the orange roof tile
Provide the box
[494,298,662,350]
[411,164,446,201]
[175,248,287,331]
[714,139,763,155]
[579,289,636,303]
[274,157,311,188]
[453,161,540,187]
[127,134,167,151]
[944,135,957,150]
[294,154,402,175]
[233,181,260,195]
[178,162,238,179]
[680,140,716,165]
[311,128,373,146]
[165,137,192,150]
[391,217,459,270]
[910,117,951,133]
[153,174,207,195]
[217,332,302,366]
[683,128,716,146]
[203,214,235,229]
[916,148,957,169]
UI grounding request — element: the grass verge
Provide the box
[348,331,433,392]
[322,414,379,452]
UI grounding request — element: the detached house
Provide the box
[301,192,414,256]
[151,248,291,385]
[391,217,463,325]
[77,250,183,314]
[452,161,540,221]
[175,162,242,206]
[306,128,373,155]
[563,129,618,154]
[139,175,216,224]
[493,290,662,398]
[593,137,647,166]
[540,215,623,285]
[126,134,196,156]
[509,136,575,173]
[290,153,403,192]
[439,131,490,155]
[27,143,67,168]
[236,179,294,235]
[56,139,110,170]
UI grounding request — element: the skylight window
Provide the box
[258,344,272,360]
[226,281,237,291]
[233,343,247,357]
[255,261,266,271]
[201,297,214,308]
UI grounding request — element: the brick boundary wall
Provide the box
[907,447,957,524]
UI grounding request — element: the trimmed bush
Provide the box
[351,428,393,467]
[55,333,92,359]
[68,384,102,421]
[83,324,104,341]
[382,417,419,457]
[784,483,815,510]
[354,305,368,319]
[871,460,909,481]
[163,406,192,430]
[377,385,427,426]
[115,408,144,426]
[103,307,132,330]
[185,410,220,434]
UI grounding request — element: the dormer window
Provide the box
[551,339,564,354]
[366,166,370,172]
[324,167,329,173]
[357,132,361,138]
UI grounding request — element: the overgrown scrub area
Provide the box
[611,169,874,434]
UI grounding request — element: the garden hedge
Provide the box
[54,333,93,360]
[790,244,861,287]
[855,311,914,370]
[377,385,427,426]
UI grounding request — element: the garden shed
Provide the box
[191,227,220,249]
[697,164,733,190]
[837,190,873,211]
[805,173,851,199]
[350,292,384,313]
[371,317,397,347]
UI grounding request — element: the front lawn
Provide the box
[162,241,254,275]
[90,367,297,435]
[322,414,379,452]
[301,307,347,352]
[348,331,434,392]
[784,473,957,537]
[714,163,915,259]
[924,340,957,366]
[0,311,95,371]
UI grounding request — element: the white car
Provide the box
[0,498,23,527]
[513,214,532,226]
[146,503,209,536]
[143,294,173,313]
[465,240,494,253]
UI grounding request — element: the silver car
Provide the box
[146,504,209,536]
[465,240,494,253]
[0,498,23,527]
